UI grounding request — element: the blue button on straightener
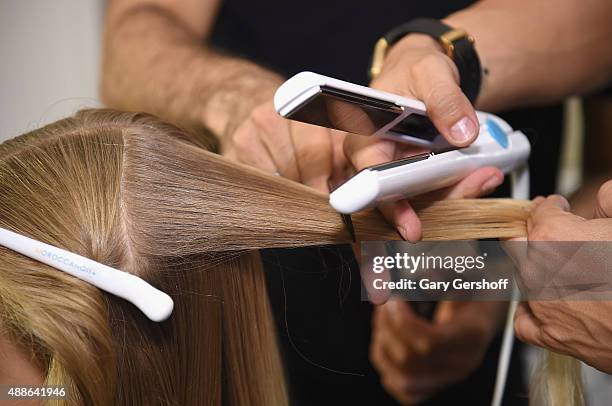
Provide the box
[486,118,509,149]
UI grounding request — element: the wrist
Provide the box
[391,33,445,54]
[383,33,459,84]
[370,19,482,102]
[443,14,493,110]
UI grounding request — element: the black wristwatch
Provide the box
[370,18,483,103]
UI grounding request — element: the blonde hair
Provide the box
[0,109,578,405]
[529,352,584,406]
[0,110,285,405]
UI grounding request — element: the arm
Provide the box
[447,0,612,111]
[102,0,282,138]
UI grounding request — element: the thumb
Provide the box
[406,55,479,147]
[421,79,479,147]
[532,195,571,220]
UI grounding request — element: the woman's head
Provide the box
[0,109,535,405]
[0,110,294,405]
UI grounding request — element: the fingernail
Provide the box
[449,116,478,143]
[481,175,503,193]
[397,226,408,240]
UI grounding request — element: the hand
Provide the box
[371,300,506,405]
[222,100,348,192]
[513,181,612,373]
[515,300,612,374]
[505,183,612,293]
[344,34,500,241]
[370,34,480,145]
[526,191,612,243]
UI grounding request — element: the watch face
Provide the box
[286,86,440,141]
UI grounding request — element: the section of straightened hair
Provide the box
[355,199,533,241]
[121,126,534,254]
[546,353,584,406]
[530,350,585,406]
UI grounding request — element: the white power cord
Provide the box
[491,165,530,406]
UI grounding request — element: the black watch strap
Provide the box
[370,18,482,103]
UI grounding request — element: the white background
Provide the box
[0,0,103,141]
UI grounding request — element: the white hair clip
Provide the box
[0,227,173,322]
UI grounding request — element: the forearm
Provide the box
[445,0,612,110]
[101,5,283,137]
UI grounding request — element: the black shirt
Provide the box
[211,1,561,405]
